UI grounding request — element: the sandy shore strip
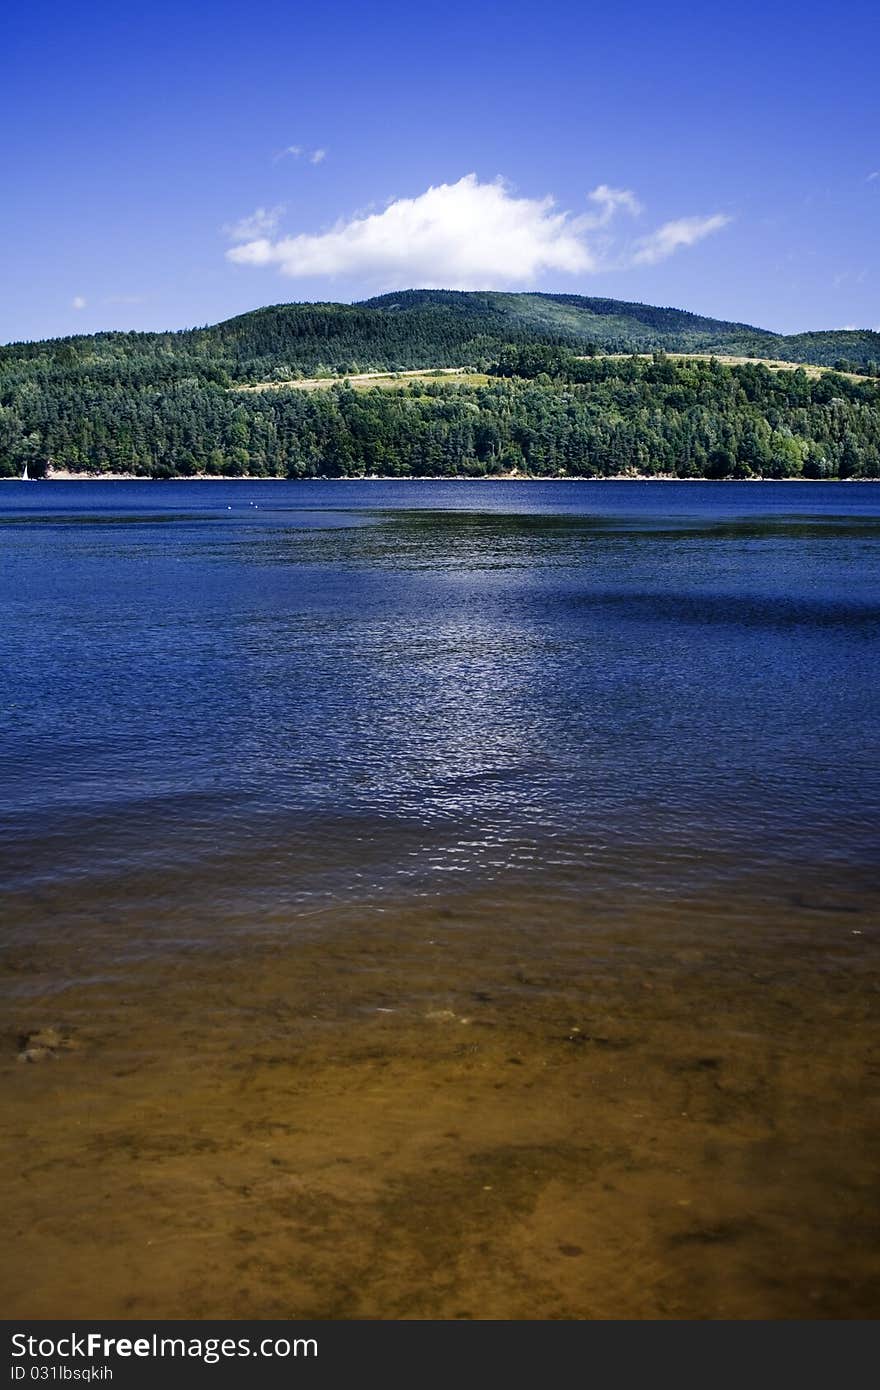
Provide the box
[7,471,876,483]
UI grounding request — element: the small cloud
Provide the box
[867,171,879,182]
[586,184,642,225]
[630,213,731,266]
[224,205,285,241]
[274,143,326,164]
[71,296,87,310]
[832,269,868,289]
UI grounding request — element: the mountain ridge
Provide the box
[3,289,878,375]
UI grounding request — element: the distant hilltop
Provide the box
[3,288,879,377]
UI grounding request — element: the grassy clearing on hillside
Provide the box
[234,356,876,396]
[234,368,491,393]
[593,353,876,382]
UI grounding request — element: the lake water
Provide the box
[2,480,878,957]
[2,480,879,1318]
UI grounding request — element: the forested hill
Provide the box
[2,291,879,479]
[360,291,880,373]
[2,290,879,381]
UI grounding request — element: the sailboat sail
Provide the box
[21,463,29,480]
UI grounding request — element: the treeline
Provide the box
[2,349,878,479]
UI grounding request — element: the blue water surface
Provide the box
[1,480,878,958]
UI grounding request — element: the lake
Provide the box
[2,480,879,1318]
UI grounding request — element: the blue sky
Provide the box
[3,0,878,343]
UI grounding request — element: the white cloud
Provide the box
[274,143,326,164]
[587,184,642,224]
[71,296,87,310]
[226,174,729,289]
[867,171,879,182]
[229,175,594,288]
[224,205,285,241]
[631,214,732,266]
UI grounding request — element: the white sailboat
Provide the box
[21,463,30,480]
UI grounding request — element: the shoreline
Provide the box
[4,471,877,484]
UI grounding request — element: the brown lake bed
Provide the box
[4,881,878,1320]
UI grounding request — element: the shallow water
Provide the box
[1,480,879,1317]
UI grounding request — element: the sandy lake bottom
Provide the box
[4,877,879,1320]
